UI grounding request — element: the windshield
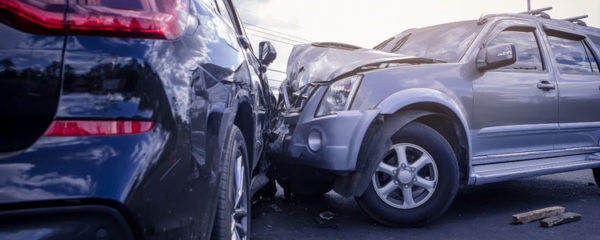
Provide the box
[374,20,482,62]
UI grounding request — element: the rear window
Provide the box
[589,35,600,53]
[547,35,599,74]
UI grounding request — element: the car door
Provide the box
[542,26,600,150]
[221,0,270,169]
[471,20,559,162]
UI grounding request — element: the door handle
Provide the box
[537,81,555,91]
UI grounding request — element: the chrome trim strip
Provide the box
[478,123,558,135]
[559,122,600,130]
[473,146,600,165]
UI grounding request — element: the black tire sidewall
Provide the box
[357,122,459,226]
[212,126,250,240]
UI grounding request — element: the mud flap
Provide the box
[333,110,437,197]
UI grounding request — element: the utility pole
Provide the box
[527,0,531,11]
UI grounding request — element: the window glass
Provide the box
[376,21,482,63]
[488,30,543,71]
[196,0,218,12]
[584,42,600,72]
[214,0,235,29]
[547,35,595,74]
[589,35,600,52]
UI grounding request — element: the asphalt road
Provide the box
[250,170,600,240]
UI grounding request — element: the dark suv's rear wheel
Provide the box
[356,122,459,226]
[212,125,250,240]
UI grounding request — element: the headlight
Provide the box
[315,75,362,117]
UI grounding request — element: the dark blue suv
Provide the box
[0,0,276,239]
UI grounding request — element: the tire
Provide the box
[355,122,459,227]
[593,168,600,187]
[212,125,250,240]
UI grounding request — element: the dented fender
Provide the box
[333,110,440,197]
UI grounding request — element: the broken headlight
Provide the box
[315,75,362,117]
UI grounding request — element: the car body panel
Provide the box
[0,0,275,239]
[0,24,64,152]
[541,24,600,150]
[271,14,600,193]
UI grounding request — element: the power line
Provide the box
[246,30,304,45]
[246,32,299,46]
[243,22,312,43]
[267,68,286,74]
[245,26,307,44]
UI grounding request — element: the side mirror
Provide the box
[476,43,517,71]
[259,41,277,67]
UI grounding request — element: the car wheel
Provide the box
[356,122,459,226]
[593,168,600,187]
[212,125,250,240]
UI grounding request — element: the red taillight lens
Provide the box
[67,0,188,39]
[43,120,154,136]
[0,0,188,39]
[0,0,66,34]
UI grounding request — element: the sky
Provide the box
[231,0,600,87]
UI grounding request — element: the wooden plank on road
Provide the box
[511,206,565,224]
[540,212,582,228]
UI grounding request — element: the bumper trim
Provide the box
[284,109,380,171]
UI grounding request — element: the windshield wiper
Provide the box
[391,33,411,52]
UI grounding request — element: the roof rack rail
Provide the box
[520,7,552,19]
[562,15,588,26]
[520,7,552,15]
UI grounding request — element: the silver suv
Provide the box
[269,9,600,226]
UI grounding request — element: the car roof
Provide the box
[480,13,600,37]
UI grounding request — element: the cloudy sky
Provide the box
[231,0,600,86]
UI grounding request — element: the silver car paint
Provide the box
[274,15,600,187]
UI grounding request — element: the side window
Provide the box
[589,35,600,52]
[546,35,599,74]
[214,0,235,30]
[488,30,544,71]
[584,42,600,72]
[214,0,234,28]
[194,0,218,12]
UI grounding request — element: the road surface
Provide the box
[251,170,600,240]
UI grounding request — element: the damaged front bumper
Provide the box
[270,87,380,172]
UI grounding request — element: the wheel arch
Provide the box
[334,89,473,197]
[378,88,472,182]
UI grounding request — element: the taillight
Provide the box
[43,120,154,136]
[0,0,66,34]
[0,0,188,39]
[67,0,188,39]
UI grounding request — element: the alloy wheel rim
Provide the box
[231,149,248,240]
[372,143,438,209]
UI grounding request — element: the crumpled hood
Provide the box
[285,42,439,90]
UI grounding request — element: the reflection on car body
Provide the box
[0,0,277,239]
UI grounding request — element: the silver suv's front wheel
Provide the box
[372,143,438,210]
[356,122,459,227]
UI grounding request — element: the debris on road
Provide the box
[540,212,582,228]
[270,203,283,212]
[315,211,338,229]
[512,206,565,224]
[319,211,335,221]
